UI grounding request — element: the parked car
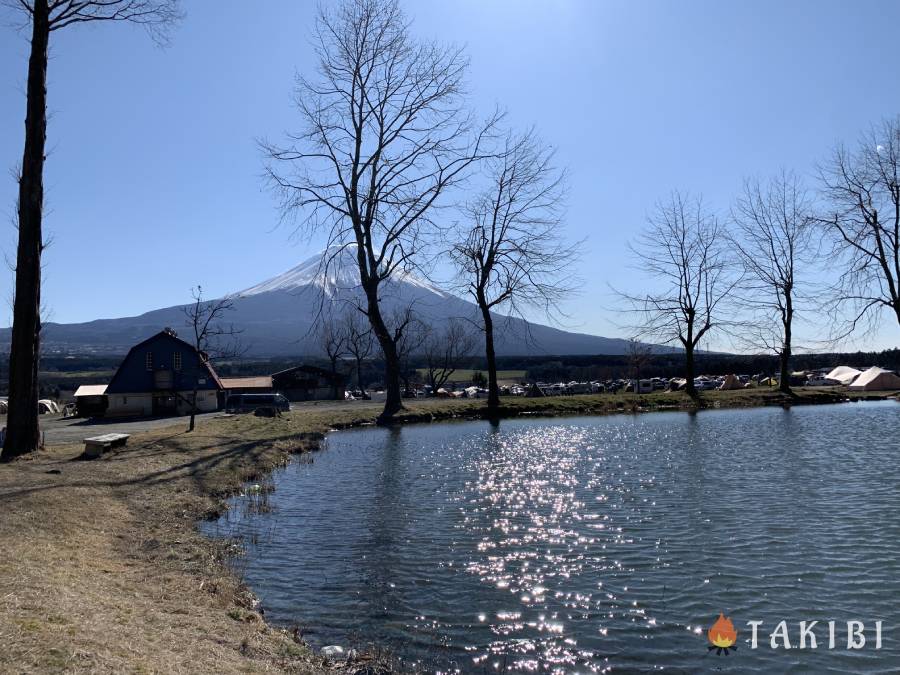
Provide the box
[225,393,290,414]
[806,376,840,387]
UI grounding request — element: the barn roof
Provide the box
[220,376,273,389]
[272,364,344,383]
[107,330,224,391]
[74,384,107,397]
[272,364,334,378]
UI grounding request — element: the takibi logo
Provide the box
[703,612,884,655]
[708,612,738,655]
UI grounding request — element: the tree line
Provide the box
[622,118,900,398]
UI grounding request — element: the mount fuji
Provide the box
[6,246,645,357]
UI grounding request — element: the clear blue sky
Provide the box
[1,0,899,351]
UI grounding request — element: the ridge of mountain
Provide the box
[1,246,664,357]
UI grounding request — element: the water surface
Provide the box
[203,401,900,672]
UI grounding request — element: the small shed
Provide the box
[271,365,345,401]
[220,376,274,396]
[74,384,108,417]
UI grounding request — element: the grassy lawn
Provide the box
[0,388,894,672]
[37,370,115,380]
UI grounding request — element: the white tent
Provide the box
[825,366,863,386]
[719,374,744,390]
[37,399,59,414]
[847,367,900,391]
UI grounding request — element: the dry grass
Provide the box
[0,407,386,674]
[0,389,894,673]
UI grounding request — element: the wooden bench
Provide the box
[83,433,130,459]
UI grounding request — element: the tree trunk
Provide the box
[3,1,50,461]
[364,285,402,423]
[684,343,697,399]
[330,358,341,401]
[356,357,366,397]
[779,301,793,395]
[479,302,500,410]
[188,387,197,432]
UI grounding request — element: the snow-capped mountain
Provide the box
[4,246,649,357]
[238,244,449,299]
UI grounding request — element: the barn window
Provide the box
[174,352,182,371]
[145,352,153,371]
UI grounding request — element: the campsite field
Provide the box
[0,389,895,673]
[414,368,527,383]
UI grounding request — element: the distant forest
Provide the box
[12,347,900,399]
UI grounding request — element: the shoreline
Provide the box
[0,389,895,672]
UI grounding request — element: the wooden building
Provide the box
[105,329,223,417]
[271,365,345,401]
[219,376,274,397]
[73,384,108,417]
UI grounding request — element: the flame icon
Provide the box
[707,613,738,655]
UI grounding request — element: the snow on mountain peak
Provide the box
[239,244,448,298]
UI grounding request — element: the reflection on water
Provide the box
[202,401,900,673]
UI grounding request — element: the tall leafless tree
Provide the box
[316,316,348,401]
[451,129,576,410]
[730,171,814,393]
[1,0,181,461]
[622,193,735,399]
[261,0,497,423]
[344,310,374,397]
[182,286,243,432]
[818,117,900,339]
[421,318,476,392]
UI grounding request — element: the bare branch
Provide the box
[421,318,477,391]
[181,285,245,361]
[816,116,900,341]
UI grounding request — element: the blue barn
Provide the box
[105,328,223,417]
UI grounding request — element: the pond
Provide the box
[202,401,900,673]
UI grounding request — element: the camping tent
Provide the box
[37,399,59,414]
[668,378,687,391]
[825,366,863,386]
[847,367,900,391]
[758,377,778,387]
[719,374,744,390]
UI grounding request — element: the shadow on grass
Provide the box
[0,427,321,505]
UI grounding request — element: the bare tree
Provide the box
[730,171,814,393]
[1,0,181,460]
[261,0,497,423]
[422,318,476,392]
[818,117,900,339]
[344,310,374,397]
[391,306,422,395]
[622,193,735,399]
[625,338,652,394]
[451,129,576,410]
[182,286,243,432]
[316,316,348,401]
